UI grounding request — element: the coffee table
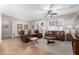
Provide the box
[46,37,56,44]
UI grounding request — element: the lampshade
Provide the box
[68,26,72,29]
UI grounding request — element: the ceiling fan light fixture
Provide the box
[48,14,50,16]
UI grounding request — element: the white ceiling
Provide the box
[0,4,79,21]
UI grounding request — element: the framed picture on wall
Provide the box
[41,22,44,26]
[37,23,39,30]
[17,24,23,29]
[32,25,34,29]
[3,25,9,28]
[24,24,28,29]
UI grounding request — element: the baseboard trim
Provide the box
[12,36,20,38]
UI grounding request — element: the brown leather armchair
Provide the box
[19,30,31,43]
[33,30,43,39]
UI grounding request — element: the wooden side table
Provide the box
[66,34,73,41]
[72,33,79,55]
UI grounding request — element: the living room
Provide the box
[0,4,79,55]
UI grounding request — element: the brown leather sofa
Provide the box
[44,31,55,44]
[44,31,65,41]
[55,31,65,41]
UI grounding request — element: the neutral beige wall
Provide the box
[12,19,31,37]
[0,14,1,39]
[61,13,78,33]
[33,12,78,34]
[2,14,12,38]
[1,14,31,38]
[75,15,79,28]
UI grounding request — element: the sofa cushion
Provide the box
[56,32,60,36]
[60,32,64,36]
[45,31,53,36]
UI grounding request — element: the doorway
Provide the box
[2,19,12,39]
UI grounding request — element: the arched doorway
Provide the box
[2,18,12,39]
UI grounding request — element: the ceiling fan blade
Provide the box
[38,8,48,11]
[49,4,53,11]
[51,13,57,15]
[47,4,54,15]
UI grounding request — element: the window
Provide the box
[52,21,54,26]
[41,22,44,26]
[55,20,58,26]
[49,20,63,27]
[49,21,52,26]
[48,19,63,31]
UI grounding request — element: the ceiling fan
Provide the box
[43,4,57,17]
